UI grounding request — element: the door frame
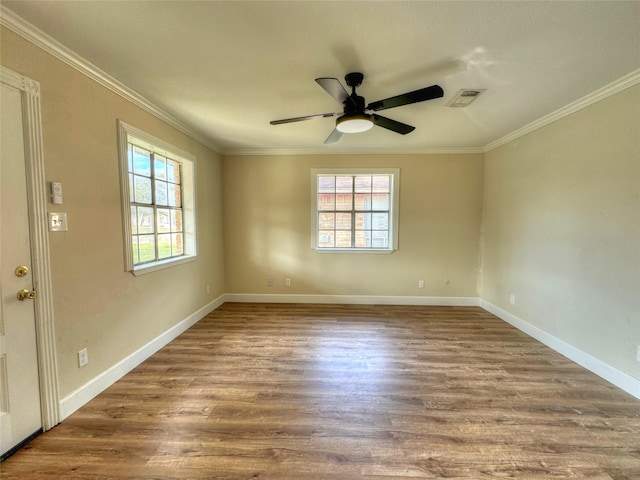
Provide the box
[1,66,60,430]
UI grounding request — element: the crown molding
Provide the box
[3,6,637,158]
[0,6,221,154]
[484,68,640,153]
[224,146,485,156]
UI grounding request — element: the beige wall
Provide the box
[1,27,225,398]
[4,18,637,405]
[222,154,484,297]
[481,84,640,380]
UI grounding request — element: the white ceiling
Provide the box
[3,1,640,154]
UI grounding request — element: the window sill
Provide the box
[131,254,196,276]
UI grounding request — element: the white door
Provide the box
[0,82,43,456]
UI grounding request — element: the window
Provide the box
[311,168,399,252]
[118,121,196,275]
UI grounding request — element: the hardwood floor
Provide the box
[2,303,639,479]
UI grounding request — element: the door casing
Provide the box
[1,66,60,431]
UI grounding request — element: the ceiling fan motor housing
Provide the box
[344,94,366,115]
[343,72,367,116]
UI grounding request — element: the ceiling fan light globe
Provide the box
[336,114,374,133]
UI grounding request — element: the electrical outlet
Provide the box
[285,278,291,287]
[509,294,516,306]
[418,280,425,289]
[636,345,640,362]
[267,277,273,287]
[78,348,89,368]
[206,284,211,294]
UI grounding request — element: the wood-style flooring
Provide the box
[2,303,639,479]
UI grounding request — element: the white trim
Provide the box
[3,5,637,158]
[59,295,225,420]
[227,147,486,156]
[131,255,196,276]
[225,293,481,306]
[480,300,640,400]
[117,120,198,274]
[57,293,639,418]
[310,168,400,252]
[0,6,220,154]
[1,67,60,431]
[484,68,640,152]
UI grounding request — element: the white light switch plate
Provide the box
[48,212,68,231]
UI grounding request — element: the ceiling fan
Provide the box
[270,72,444,144]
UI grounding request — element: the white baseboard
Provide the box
[224,293,481,306]
[480,300,640,400]
[59,295,225,420]
[59,293,639,420]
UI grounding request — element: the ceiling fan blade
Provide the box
[372,114,415,135]
[324,128,343,144]
[270,112,337,125]
[367,85,444,111]
[315,77,351,106]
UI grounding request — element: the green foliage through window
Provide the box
[128,143,184,265]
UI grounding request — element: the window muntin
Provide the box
[118,121,196,275]
[311,169,399,252]
[128,144,184,265]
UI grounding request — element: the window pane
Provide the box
[133,146,151,176]
[355,212,371,230]
[335,213,351,230]
[318,176,335,193]
[335,193,352,211]
[157,208,171,233]
[335,176,353,193]
[318,231,334,248]
[168,183,181,207]
[134,175,152,204]
[167,159,180,183]
[172,233,184,256]
[372,193,389,210]
[371,212,389,230]
[157,233,172,259]
[355,230,371,248]
[123,130,193,271]
[318,193,335,211]
[137,206,154,234]
[354,194,371,211]
[131,235,140,264]
[138,235,156,263]
[171,209,182,232]
[318,212,334,229]
[335,231,352,247]
[372,175,390,193]
[154,155,167,180]
[313,171,395,251]
[372,231,389,248]
[354,176,372,193]
[131,206,138,235]
[155,180,168,206]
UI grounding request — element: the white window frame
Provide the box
[310,168,400,253]
[117,120,197,275]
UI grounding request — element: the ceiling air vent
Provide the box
[446,89,486,108]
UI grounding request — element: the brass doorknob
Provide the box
[15,265,29,277]
[17,289,37,301]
